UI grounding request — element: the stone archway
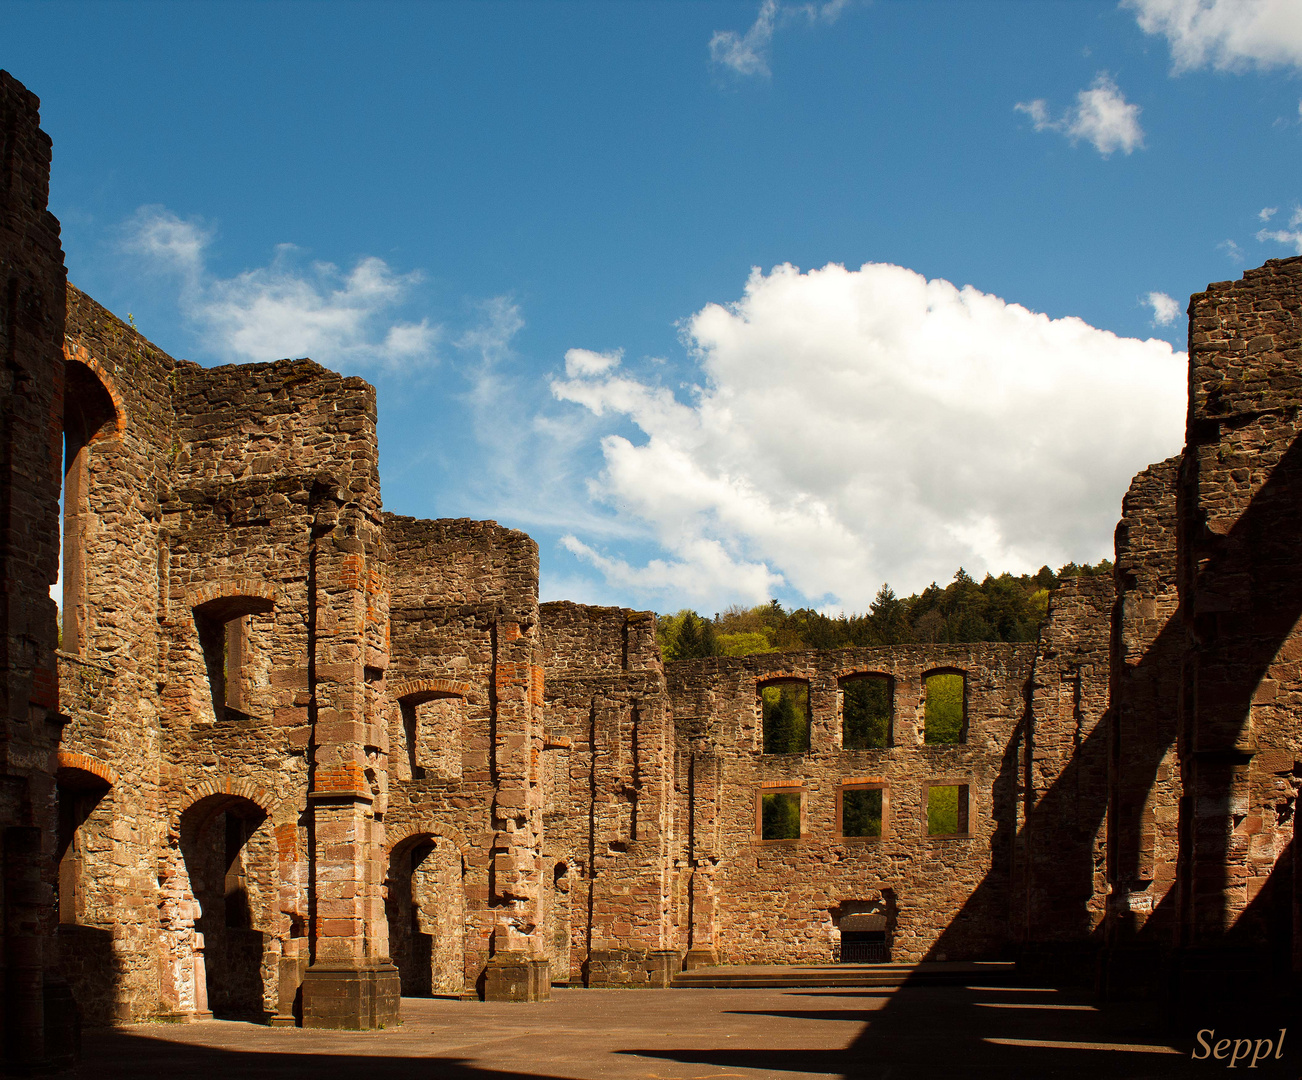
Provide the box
[386,833,466,995]
[177,791,274,1019]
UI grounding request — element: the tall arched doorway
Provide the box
[386,834,465,995]
[179,794,272,1019]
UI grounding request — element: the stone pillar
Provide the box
[683,749,721,969]
[300,483,399,1028]
[483,615,549,1000]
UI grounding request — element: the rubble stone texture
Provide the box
[0,68,1298,1053]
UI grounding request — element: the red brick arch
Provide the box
[389,676,473,704]
[177,776,275,820]
[63,341,126,442]
[185,579,277,620]
[56,750,118,788]
[386,821,469,861]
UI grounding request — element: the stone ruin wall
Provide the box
[1102,457,1183,992]
[6,64,1302,1044]
[537,601,676,987]
[0,69,78,1071]
[1177,258,1302,971]
[382,515,545,997]
[1012,576,1113,980]
[666,643,1038,965]
[56,286,174,1025]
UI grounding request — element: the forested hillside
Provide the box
[657,562,1112,661]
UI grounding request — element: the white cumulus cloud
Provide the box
[123,206,438,371]
[1126,0,1302,73]
[710,0,850,78]
[1145,291,1181,326]
[551,262,1185,612]
[1017,74,1145,156]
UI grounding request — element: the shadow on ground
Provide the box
[77,979,1299,1080]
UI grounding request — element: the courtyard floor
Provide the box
[77,980,1295,1079]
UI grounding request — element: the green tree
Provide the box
[761,792,801,839]
[762,683,809,753]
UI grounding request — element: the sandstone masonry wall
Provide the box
[0,69,78,1071]
[1178,257,1302,976]
[668,644,1034,964]
[539,602,675,987]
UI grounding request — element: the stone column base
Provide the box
[682,948,719,970]
[484,952,550,1001]
[301,962,401,1029]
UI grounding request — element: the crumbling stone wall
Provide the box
[538,602,675,987]
[57,287,175,1024]
[1014,576,1113,978]
[1101,458,1183,991]
[0,68,78,1072]
[667,644,1035,964]
[383,516,549,998]
[1176,257,1302,978]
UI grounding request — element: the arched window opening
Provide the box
[923,670,967,744]
[54,766,110,926]
[385,835,465,996]
[840,674,892,749]
[61,360,119,656]
[760,679,810,755]
[194,595,273,723]
[179,794,269,1020]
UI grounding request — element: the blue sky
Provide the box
[7,0,1302,614]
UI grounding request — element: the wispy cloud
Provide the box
[1219,238,1245,263]
[1260,207,1279,222]
[1144,291,1180,326]
[709,0,850,78]
[123,206,438,371]
[1126,0,1302,73]
[1016,74,1145,157]
[1256,205,1302,254]
[550,261,1185,612]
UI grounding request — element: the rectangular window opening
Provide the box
[841,675,891,749]
[923,671,966,744]
[761,681,810,754]
[840,787,883,838]
[759,790,801,840]
[926,783,970,836]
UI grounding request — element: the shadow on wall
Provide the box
[385,834,466,996]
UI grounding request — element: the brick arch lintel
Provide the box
[390,676,474,704]
[755,672,813,688]
[176,775,275,822]
[185,579,278,619]
[63,339,127,442]
[385,822,469,863]
[56,750,118,788]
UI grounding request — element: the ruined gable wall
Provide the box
[1106,458,1182,963]
[669,644,1034,965]
[0,68,77,1069]
[1179,257,1302,967]
[384,515,544,995]
[538,602,674,987]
